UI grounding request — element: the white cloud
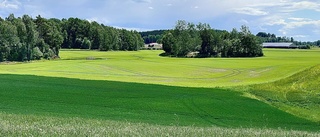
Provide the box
[258,25,267,31]
[87,17,110,25]
[148,6,153,10]
[292,35,307,38]
[285,20,320,29]
[271,18,320,36]
[290,1,320,11]
[241,0,320,40]
[288,17,312,21]
[239,19,249,24]
[234,7,268,16]
[0,0,22,17]
[0,0,20,9]
[262,15,287,26]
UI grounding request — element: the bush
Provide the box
[81,37,91,49]
[299,45,311,49]
[32,47,43,60]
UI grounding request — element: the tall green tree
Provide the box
[22,15,39,61]
[171,20,201,56]
[239,25,263,57]
[199,28,212,56]
[89,21,103,50]
[0,21,20,61]
[161,32,175,54]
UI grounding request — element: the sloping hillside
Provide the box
[247,65,320,122]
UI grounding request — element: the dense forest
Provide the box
[161,20,263,58]
[139,30,166,44]
[256,32,294,43]
[0,14,144,62]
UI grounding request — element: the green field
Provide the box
[1,49,320,87]
[246,64,320,122]
[0,49,319,136]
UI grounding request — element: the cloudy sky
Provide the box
[0,0,319,41]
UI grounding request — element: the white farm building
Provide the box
[262,43,298,49]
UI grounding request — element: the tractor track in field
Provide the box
[6,54,241,81]
[181,97,216,125]
[130,54,244,80]
[179,96,241,127]
[28,56,243,80]
[9,54,275,83]
[24,61,243,81]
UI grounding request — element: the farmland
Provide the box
[0,49,319,136]
[0,49,320,87]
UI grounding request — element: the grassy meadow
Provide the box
[0,48,319,136]
[246,64,320,122]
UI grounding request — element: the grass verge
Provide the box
[0,112,319,137]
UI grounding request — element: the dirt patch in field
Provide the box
[231,79,242,83]
[208,69,228,73]
[86,57,107,60]
[249,68,273,77]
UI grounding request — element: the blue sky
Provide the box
[0,0,320,41]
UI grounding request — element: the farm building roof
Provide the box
[262,43,298,48]
[142,43,163,50]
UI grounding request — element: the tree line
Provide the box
[161,20,263,58]
[256,32,294,43]
[256,32,320,49]
[0,14,144,62]
[139,30,166,44]
[140,29,320,50]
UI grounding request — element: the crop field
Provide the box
[0,49,319,136]
[246,64,320,122]
[0,49,320,87]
